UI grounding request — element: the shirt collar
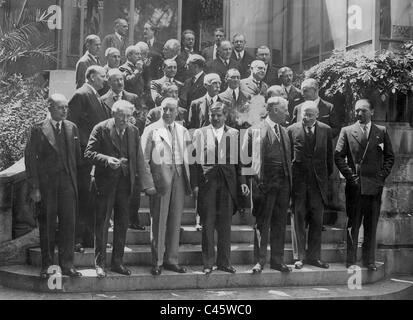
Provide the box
[249,75,261,85]
[148,38,154,46]
[194,71,204,82]
[115,32,123,41]
[219,56,229,64]
[163,121,176,130]
[206,93,218,102]
[282,84,292,93]
[227,87,239,95]
[358,121,371,130]
[50,119,62,128]
[87,51,99,62]
[235,50,244,58]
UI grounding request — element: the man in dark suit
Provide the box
[206,40,240,92]
[151,59,183,106]
[142,22,164,80]
[146,83,187,127]
[242,97,293,273]
[84,101,156,278]
[292,78,341,138]
[278,67,304,124]
[240,60,268,99]
[101,18,129,64]
[68,65,111,253]
[163,39,187,83]
[287,101,333,270]
[25,94,82,278]
[191,102,250,275]
[101,69,146,231]
[188,73,224,129]
[255,46,280,87]
[335,99,394,271]
[219,68,249,129]
[179,54,207,111]
[202,27,225,63]
[75,35,102,89]
[178,29,198,82]
[231,34,254,79]
[119,45,151,110]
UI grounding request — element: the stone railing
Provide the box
[0,159,39,266]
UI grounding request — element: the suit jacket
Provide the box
[287,121,334,204]
[188,95,224,129]
[174,54,189,83]
[101,89,145,134]
[206,58,240,92]
[284,85,304,124]
[67,83,111,151]
[219,88,250,128]
[146,40,164,80]
[25,119,81,198]
[84,118,154,196]
[231,50,254,79]
[145,105,187,127]
[240,77,268,99]
[292,98,341,138]
[334,123,394,196]
[191,125,246,217]
[202,45,216,63]
[150,76,184,106]
[263,64,280,87]
[101,33,128,63]
[179,72,207,111]
[141,119,192,196]
[119,61,152,108]
[75,52,100,89]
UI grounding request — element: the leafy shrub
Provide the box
[0,74,48,171]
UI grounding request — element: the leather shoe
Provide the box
[270,263,292,273]
[203,267,213,275]
[62,268,82,277]
[74,243,85,254]
[306,259,330,269]
[217,265,236,274]
[96,267,106,278]
[151,266,162,276]
[129,224,145,231]
[111,265,131,276]
[366,263,378,271]
[294,260,304,269]
[163,264,187,273]
[252,263,263,274]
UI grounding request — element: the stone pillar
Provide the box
[0,182,12,244]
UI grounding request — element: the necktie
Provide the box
[232,90,237,101]
[168,125,176,165]
[306,126,313,138]
[362,125,368,139]
[274,124,280,141]
[55,122,61,134]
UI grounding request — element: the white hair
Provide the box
[204,73,221,85]
[112,100,134,114]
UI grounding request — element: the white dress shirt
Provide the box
[358,121,371,137]
[212,125,224,143]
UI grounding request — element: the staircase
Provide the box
[0,195,388,294]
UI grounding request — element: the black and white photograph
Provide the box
[0,0,412,305]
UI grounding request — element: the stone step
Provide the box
[0,263,385,293]
[108,226,346,246]
[28,243,347,268]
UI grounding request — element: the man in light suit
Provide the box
[76,35,102,89]
[179,54,207,111]
[278,67,304,124]
[219,69,249,129]
[202,27,225,63]
[151,59,184,107]
[242,97,293,273]
[191,103,250,275]
[240,60,268,99]
[292,78,341,138]
[255,46,280,87]
[231,34,254,79]
[206,40,240,92]
[25,94,82,279]
[188,73,224,129]
[101,19,129,64]
[85,101,156,278]
[141,98,193,276]
[335,99,394,271]
[287,101,333,270]
[68,66,111,253]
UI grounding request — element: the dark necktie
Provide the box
[55,122,61,134]
[168,125,176,165]
[232,90,237,101]
[274,124,280,142]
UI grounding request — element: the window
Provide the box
[347,0,373,46]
